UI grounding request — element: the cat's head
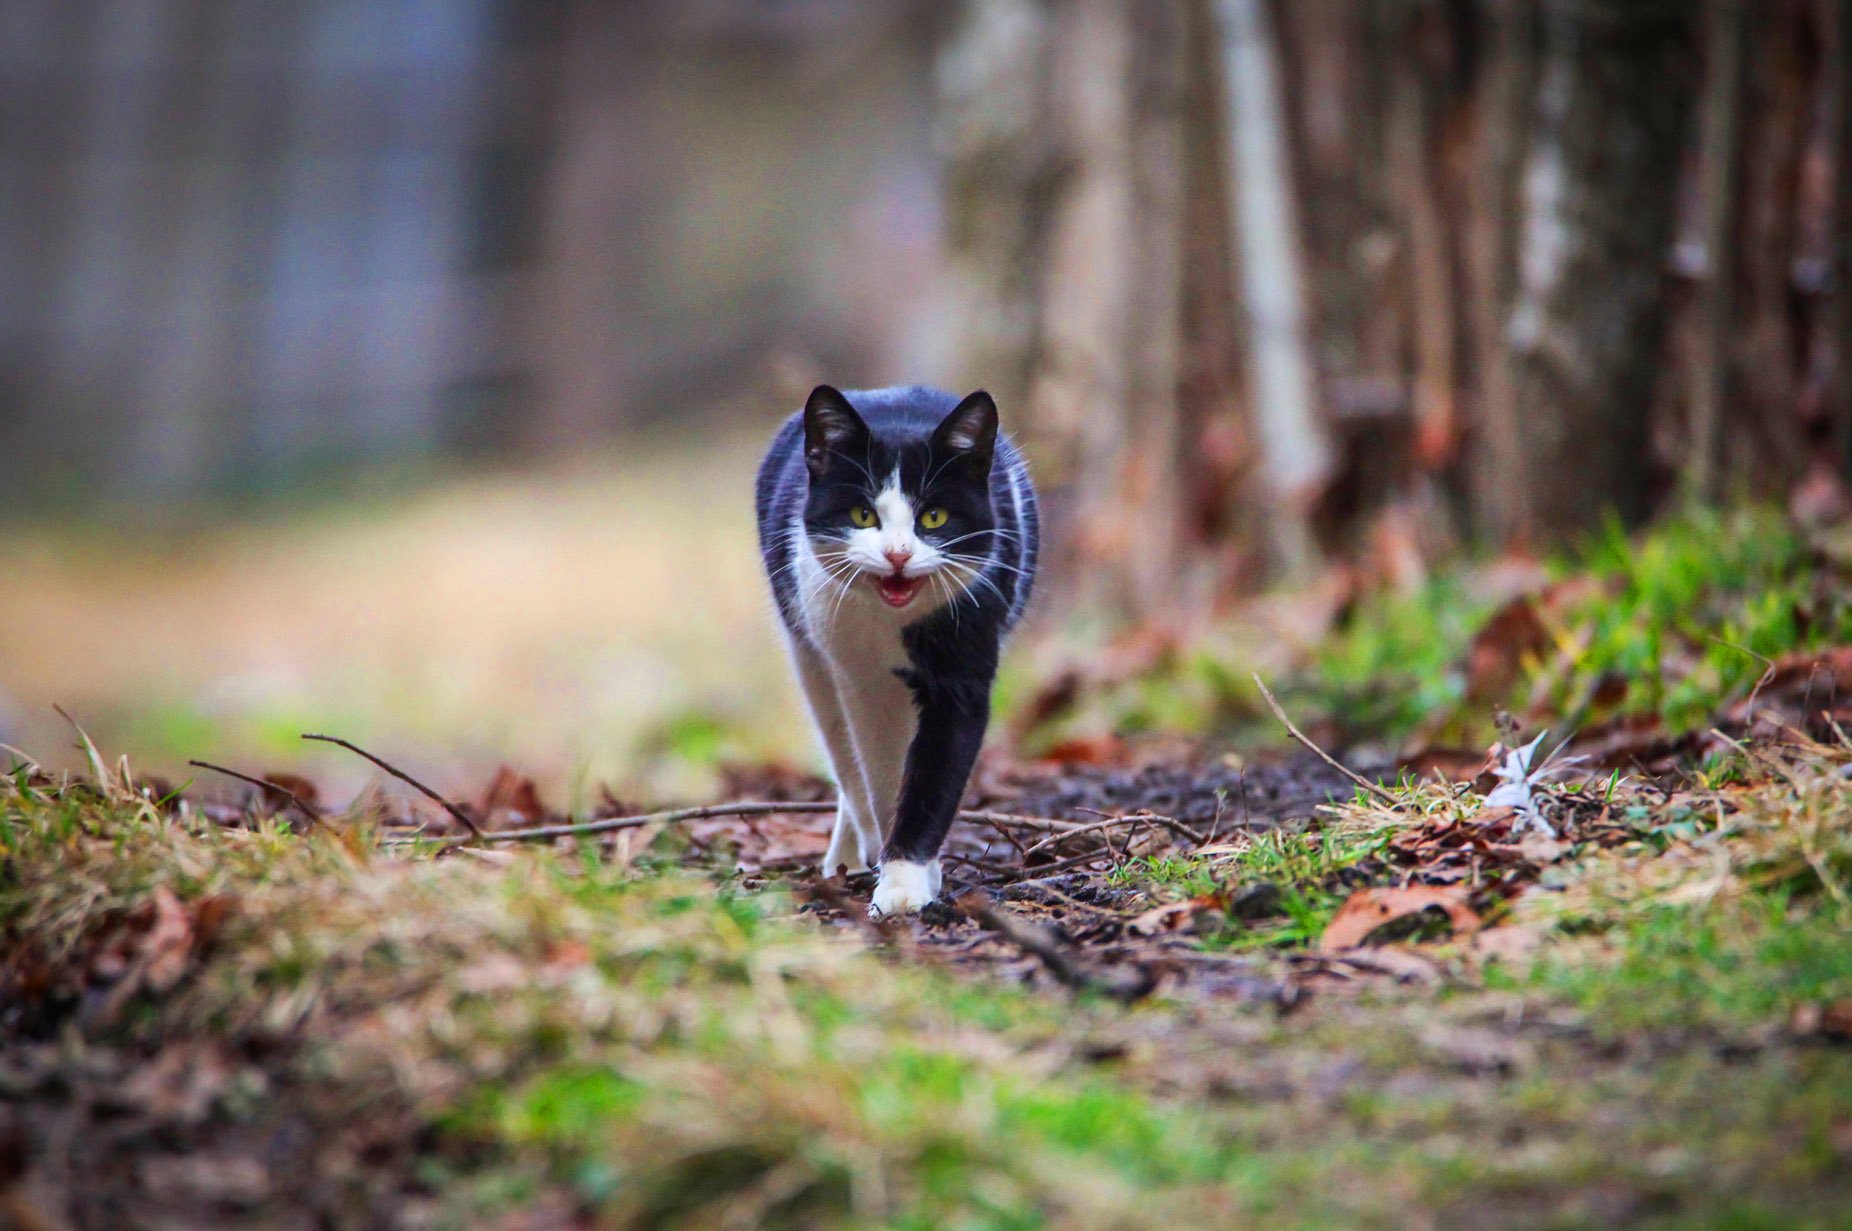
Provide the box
[801,384,999,612]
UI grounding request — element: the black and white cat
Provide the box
[756,385,1040,916]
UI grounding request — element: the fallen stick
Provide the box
[381,801,1087,848]
[302,733,484,840]
[410,800,836,845]
[999,846,1117,881]
[955,892,1092,991]
[1251,674,1400,806]
[1019,814,1148,858]
[188,759,322,828]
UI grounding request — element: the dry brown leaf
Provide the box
[1790,999,1852,1041]
[477,766,547,826]
[1471,922,1546,966]
[1319,885,1479,951]
[140,886,196,993]
[1466,595,1552,703]
[1125,895,1223,938]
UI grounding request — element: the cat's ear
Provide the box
[803,385,869,477]
[932,390,998,470]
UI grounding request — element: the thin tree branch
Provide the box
[378,800,1088,849]
[1251,674,1400,806]
[955,892,1093,991]
[188,760,322,829]
[301,733,483,839]
[410,800,836,846]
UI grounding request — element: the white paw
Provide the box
[822,808,874,877]
[869,859,942,917]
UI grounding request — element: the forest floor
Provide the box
[5,506,1852,1230]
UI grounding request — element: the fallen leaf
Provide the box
[1125,894,1223,938]
[478,766,547,826]
[1466,596,1551,703]
[1471,922,1545,966]
[1790,999,1852,1041]
[1320,886,1479,951]
[259,771,321,815]
[140,887,195,994]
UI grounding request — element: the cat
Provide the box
[756,384,1040,916]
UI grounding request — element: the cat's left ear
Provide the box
[932,391,998,471]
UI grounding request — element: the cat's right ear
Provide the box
[803,385,869,478]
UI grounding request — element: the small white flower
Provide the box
[1483,731,1586,838]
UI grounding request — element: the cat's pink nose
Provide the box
[885,549,912,572]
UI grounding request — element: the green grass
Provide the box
[1534,893,1852,1036]
[1110,794,1439,951]
[1017,504,1852,752]
[1311,505,1852,743]
[9,744,1852,1229]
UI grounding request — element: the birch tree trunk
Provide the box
[1463,0,1538,543]
[1217,0,1331,572]
[1502,0,1696,538]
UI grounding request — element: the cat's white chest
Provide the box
[791,525,914,677]
[790,523,921,841]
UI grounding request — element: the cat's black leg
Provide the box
[870,671,991,916]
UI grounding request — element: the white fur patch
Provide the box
[789,510,923,864]
[869,859,942,917]
[823,804,876,876]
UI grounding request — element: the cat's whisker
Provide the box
[941,559,1012,609]
[935,527,1025,549]
[945,552,1035,582]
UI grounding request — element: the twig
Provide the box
[955,892,1092,991]
[188,760,322,829]
[1708,634,1777,727]
[301,732,484,840]
[968,812,1031,857]
[1020,814,1154,858]
[1002,846,1117,882]
[381,801,1086,849]
[389,800,836,846]
[1251,674,1399,806]
[959,809,1094,832]
[1072,806,1208,848]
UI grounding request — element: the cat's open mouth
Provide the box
[875,573,926,608]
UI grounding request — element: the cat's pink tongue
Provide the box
[877,574,925,608]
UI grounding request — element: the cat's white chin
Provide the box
[869,859,942,917]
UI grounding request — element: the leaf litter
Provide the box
[9,572,1852,1225]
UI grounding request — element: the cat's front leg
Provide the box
[823,800,878,876]
[869,676,991,917]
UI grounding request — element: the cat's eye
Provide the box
[849,505,878,528]
[919,507,949,530]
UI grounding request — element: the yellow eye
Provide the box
[849,506,878,528]
[919,507,949,530]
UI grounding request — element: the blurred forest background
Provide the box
[5,0,1852,787]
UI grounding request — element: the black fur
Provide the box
[756,385,1039,867]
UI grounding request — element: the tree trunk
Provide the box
[1838,0,1852,469]
[1502,0,1696,539]
[1716,0,1817,492]
[939,0,1203,616]
[1216,0,1332,573]
[1687,0,1747,501]
[1463,0,1538,544]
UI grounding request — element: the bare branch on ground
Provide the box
[1251,674,1400,806]
[955,892,1093,991]
[301,733,484,839]
[188,759,322,829]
